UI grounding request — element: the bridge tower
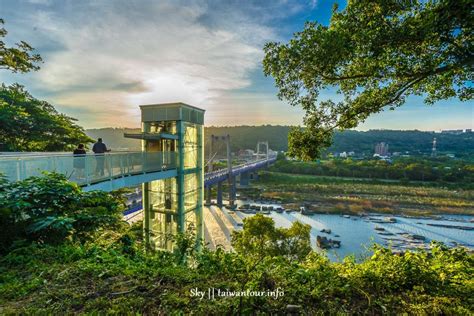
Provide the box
[205,134,234,207]
[126,103,205,251]
[256,141,269,160]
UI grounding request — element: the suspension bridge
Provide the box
[0,150,275,193]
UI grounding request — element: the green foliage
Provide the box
[173,226,201,264]
[0,172,126,252]
[0,220,472,314]
[0,19,91,152]
[258,171,474,215]
[329,129,474,158]
[0,176,471,314]
[0,18,42,73]
[0,84,94,151]
[271,157,474,185]
[87,126,474,158]
[263,0,473,160]
[232,214,312,262]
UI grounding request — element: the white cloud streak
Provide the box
[7,0,284,127]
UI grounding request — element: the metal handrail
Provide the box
[0,151,144,159]
[0,152,275,187]
[0,151,177,185]
[204,157,276,180]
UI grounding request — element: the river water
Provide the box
[232,201,474,261]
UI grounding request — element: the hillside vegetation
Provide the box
[271,157,474,186]
[254,171,474,216]
[85,127,474,157]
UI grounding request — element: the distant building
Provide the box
[375,142,389,156]
[441,129,464,134]
[339,152,347,158]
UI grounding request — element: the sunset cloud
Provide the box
[1,1,471,130]
[1,0,304,127]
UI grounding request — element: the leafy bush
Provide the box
[0,221,472,314]
[232,214,312,261]
[0,172,126,252]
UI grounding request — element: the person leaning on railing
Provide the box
[73,144,86,179]
[92,138,111,176]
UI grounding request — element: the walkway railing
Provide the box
[0,152,275,188]
[204,157,276,183]
[0,151,177,186]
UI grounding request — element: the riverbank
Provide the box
[242,171,474,216]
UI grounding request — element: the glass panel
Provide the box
[0,152,176,187]
[149,211,177,250]
[183,122,198,169]
[184,210,196,233]
[143,121,177,134]
[147,177,179,251]
[148,177,178,214]
[184,173,198,211]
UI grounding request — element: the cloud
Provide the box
[1,0,319,128]
[4,1,278,127]
[26,0,52,5]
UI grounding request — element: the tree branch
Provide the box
[324,76,427,135]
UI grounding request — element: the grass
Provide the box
[1,230,473,314]
[253,172,474,216]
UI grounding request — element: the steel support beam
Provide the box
[206,186,212,205]
[177,120,185,234]
[228,176,236,208]
[217,181,223,207]
[239,171,249,186]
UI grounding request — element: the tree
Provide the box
[263,0,473,160]
[0,18,42,72]
[0,19,91,151]
[0,84,93,151]
[231,214,312,261]
[0,172,125,252]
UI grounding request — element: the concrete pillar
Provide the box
[217,181,223,207]
[240,171,249,186]
[206,186,212,205]
[228,176,236,208]
[206,135,215,206]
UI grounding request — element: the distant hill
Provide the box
[85,127,474,157]
[85,126,292,153]
[330,130,474,156]
[86,128,142,151]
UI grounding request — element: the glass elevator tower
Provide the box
[126,103,204,251]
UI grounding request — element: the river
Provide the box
[231,200,474,261]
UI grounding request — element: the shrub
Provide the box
[0,172,126,252]
[0,219,472,314]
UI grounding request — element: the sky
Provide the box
[0,0,472,130]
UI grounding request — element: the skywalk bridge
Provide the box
[0,102,275,251]
[0,151,275,191]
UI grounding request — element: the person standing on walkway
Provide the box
[73,143,86,179]
[92,138,110,176]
